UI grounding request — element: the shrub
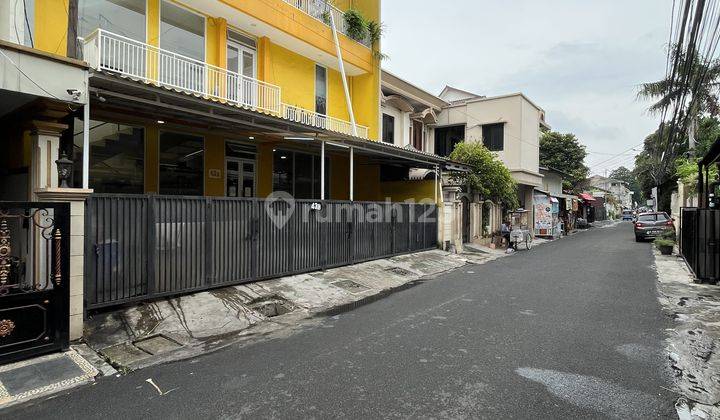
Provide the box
[343,9,368,41]
[654,238,675,249]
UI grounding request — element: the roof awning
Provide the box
[578,193,596,202]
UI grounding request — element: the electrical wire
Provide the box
[0,49,61,100]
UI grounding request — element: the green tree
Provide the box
[609,166,643,203]
[539,131,589,190]
[449,142,519,209]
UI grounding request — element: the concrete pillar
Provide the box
[441,186,462,253]
[35,188,93,340]
[29,121,68,199]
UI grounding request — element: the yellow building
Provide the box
[0,0,450,204]
[0,0,455,345]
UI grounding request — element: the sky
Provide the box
[380,0,672,176]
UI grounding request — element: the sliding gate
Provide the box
[85,195,438,309]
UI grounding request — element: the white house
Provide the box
[433,87,551,235]
[587,175,633,209]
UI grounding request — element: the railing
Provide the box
[85,195,438,309]
[282,103,369,138]
[283,0,371,47]
[82,29,282,115]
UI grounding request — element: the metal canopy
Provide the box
[88,73,461,169]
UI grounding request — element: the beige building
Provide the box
[380,70,447,151]
[587,175,633,209]
[433,87,550,235]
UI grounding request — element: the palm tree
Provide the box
[638,46,720,118]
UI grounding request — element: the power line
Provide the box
[0,49,60,100]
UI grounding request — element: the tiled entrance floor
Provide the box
[0,351,97,408]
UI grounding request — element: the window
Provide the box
[72,119,144,194]
[78,0,146,41]
[382,114,395,143]
[315,65,327,115]
[482,123,504,151]
[434,125,465,157]
[159,132,204,196]
[20,0,35,47]
[160,1,205,61]
[272,150,330,199]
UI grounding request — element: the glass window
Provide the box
[315,65,327,115]
[73,119,144,194]
[434,125,465,157]
[20,0,35,47]
[272,150,293,195]
[637,214,655,222]
[228,30,256,49]
[160,1,205,61]
[159,132,204,196]
[294,153,313,199]
[482,123,504,151]
[382,114,395,144]
[78,0,146,41]
[272,150,329,199]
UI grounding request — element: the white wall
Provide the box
[436,94,542,177]
[381,104,409,147]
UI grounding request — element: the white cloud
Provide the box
[381,0,672,174]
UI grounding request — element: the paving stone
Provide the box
[0,351,97,408]
[99,343,151,367]
[133,335,183,355]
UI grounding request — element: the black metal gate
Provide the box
[85,195,438,309]
[0,202,70,364]
[680,207,720,282]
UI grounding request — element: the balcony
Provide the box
[82,29,282,115]
[82,30,369,139]
[282,0,372,48]
[282,104,368,138]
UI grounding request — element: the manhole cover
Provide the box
[332,279,370,294]
[248,295,294,318]
[385,267,414,276]
[133,334,182,355]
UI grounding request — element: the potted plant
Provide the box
[654,231,676,255]
[343,9,368,42]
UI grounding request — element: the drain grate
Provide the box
[248,295,294,318]
[385,267,414,277]
[332,279,370,294]
[133,334,183,355]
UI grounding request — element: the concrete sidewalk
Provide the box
[83,249,503,372]
[654,250,720,418]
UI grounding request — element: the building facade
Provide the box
[0,0,454,357]
[433,87,551,237]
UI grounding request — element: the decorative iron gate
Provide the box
[85,195,438,309]
[0,202,70,364]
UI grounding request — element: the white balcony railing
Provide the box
[282,103,368,138]
[82,30,369,139]
[283,0,371,47]
[82,29,282,115]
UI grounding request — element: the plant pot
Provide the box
[659,245,673,255]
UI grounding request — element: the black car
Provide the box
[634,212,674,241]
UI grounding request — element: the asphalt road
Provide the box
[9,222,676,419]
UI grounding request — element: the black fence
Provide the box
[680,207,720,282]
[85,195,438,309]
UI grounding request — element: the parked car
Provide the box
[634,212,674,242]
[621,210,634,221]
